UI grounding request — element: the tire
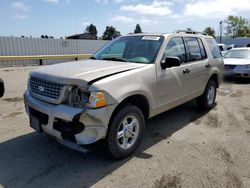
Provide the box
[197,80,217,110]
[0,79,4,98]
[106,105,145,159]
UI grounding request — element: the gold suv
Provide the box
[24,30,224,158]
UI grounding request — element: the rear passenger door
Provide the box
[182,37,209,94]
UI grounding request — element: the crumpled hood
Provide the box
[224,58,250,65]
[30,59,147,84]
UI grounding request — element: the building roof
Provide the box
[66,33,97,40]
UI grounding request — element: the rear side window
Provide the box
[185,37,202,62]
[198,38,207,59]
[205,38,222,58]
[164,37,187,63]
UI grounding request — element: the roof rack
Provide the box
[173,30,208,35]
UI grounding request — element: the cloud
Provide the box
[11,2,29,12]
[11,1,30,20]
[109,15,159,28]
[114,0,124,3]
[184,0,250,18]
[109,15,134,23]
[120,0,172,16]
[13,13,27,20]
[139,18,159,26]
[95,0,131,4]
[118,0,250,21]
[95,0,109,4]
[44,0,59,3]
[82,21,90,26]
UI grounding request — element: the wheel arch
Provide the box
[109,94,150,125]
[207,73,219,88]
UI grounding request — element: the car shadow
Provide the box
[224,77,250,84]
[0,101,211,188]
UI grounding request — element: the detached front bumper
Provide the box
[24,91,116,145]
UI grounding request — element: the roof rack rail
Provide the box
[173,30,208,35]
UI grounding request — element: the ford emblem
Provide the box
[38,86,45,92]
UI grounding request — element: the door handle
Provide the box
[206,63,211,68]
[183,68,190,74]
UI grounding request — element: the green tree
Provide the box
[225,15,250,38]
[102,26,121,40]
[203,27,216,38]
[134,24,142,34]
[85,24,98,37]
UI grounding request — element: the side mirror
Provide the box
[161,56,181,69]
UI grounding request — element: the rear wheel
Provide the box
[197,80,217,110]
[106,105,145,159]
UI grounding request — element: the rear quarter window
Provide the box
[198,38,207,59]
[185,37,202,61]
[205,38,222,59]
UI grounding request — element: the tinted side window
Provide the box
[198,38,207,59]
[205,38,222,58]
[165,37,187,63]
[185,37,202,62]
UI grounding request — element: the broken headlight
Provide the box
[76,86,106,108]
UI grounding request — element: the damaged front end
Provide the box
[24,73,117,145]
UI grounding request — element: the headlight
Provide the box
[77,90,89,104]
[77,87,106,108]
[87,92,107,108]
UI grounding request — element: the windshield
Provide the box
[92,36,164,64]
[224,49,250,59]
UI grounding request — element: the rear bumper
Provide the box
[24,91,116,145]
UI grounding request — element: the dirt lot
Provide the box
[0,66,250,188]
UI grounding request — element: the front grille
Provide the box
[224,65,237,70]
[29,76,65,101]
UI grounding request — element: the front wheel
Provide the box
[106,105,145,159]
[197,80,217,110]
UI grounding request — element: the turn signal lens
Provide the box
[87,92,106,108]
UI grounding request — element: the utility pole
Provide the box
[219,20,223,43]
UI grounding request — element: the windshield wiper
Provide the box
[102,57,127,62]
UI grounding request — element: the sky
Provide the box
[0,0,250,38]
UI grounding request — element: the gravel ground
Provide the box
[0,66,250,188]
